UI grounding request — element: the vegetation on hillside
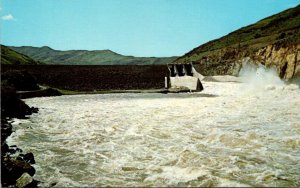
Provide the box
[10,46,177,65]
[1,45,42,65]
[1,70,40,91]
[174,5,300,64]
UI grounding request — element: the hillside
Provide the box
[174,5,300,80]
[10,46,177,65]
[1,45,41,65]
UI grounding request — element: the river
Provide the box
[7,80,300,187]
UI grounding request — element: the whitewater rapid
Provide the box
[7,81,300,187]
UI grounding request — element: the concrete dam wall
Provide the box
[167,64,204,91]
[1,65,169,91]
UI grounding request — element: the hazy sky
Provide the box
[1,0,299,57]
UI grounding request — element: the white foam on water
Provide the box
[6,77,300,187]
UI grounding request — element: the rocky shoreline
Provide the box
[1,85,39,187]
[1,70,41,187]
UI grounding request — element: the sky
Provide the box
[1,0,299,57]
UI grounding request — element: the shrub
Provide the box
[1,70,39,91]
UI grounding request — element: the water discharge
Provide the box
[7,75,300,186]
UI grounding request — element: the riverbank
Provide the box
[1,86,39,187]
[17,87,205,99]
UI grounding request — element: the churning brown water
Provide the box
[7,79,300,187]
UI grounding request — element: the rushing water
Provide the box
[7,81,300,187]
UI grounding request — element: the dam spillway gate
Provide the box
[166,63,203,92]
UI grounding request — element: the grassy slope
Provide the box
[10,46,177,65]
[174,5,300,64]
[1,45,42,65]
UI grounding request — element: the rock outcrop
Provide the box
[1,85,39,187]
[173,5,300,81]
[256,44,300,80]
[1,86,38,118]
[190,44,299,80]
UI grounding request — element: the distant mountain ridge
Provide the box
[10,46,177,65]
[1,45,42,65]
[173,5,300,80]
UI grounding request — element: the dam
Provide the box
[166,63,204,92]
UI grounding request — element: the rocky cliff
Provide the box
[174,5,300,81]
[190,43,300,80]
[256,44,300,80]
